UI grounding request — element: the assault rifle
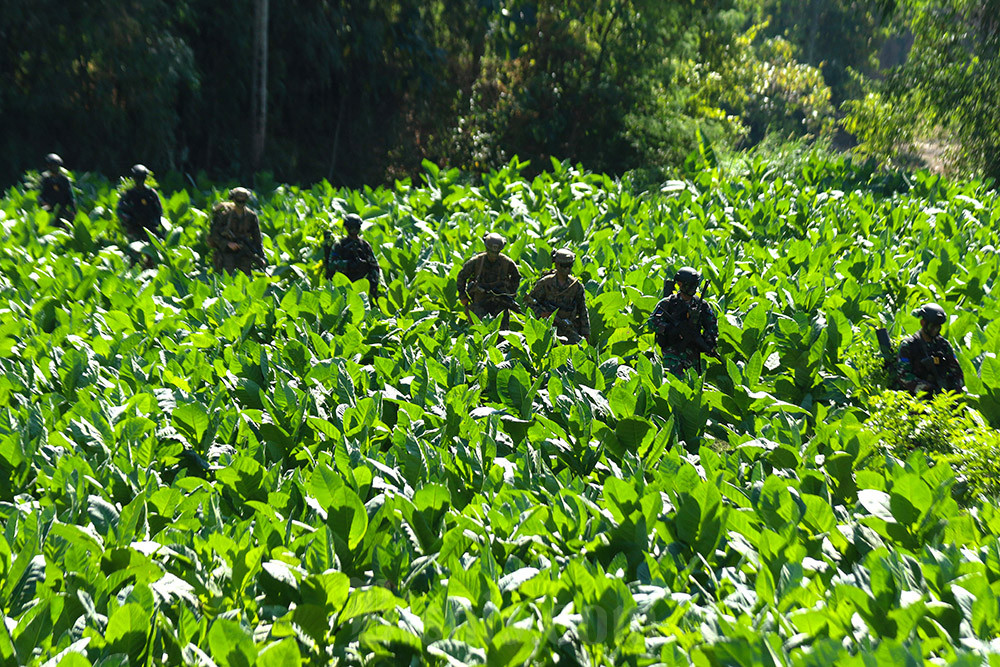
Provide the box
[468,281,520,328]
[535,299,582,344]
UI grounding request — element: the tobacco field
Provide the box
[2,156,1000,665]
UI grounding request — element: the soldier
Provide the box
[116,164,164,242]
[38,153,76,228]
[323,214,380,302]
[526,248,590,343]
[457,233,521,319]
[648,267,718,374]
[207,187,266,275]
[898,303,964,395]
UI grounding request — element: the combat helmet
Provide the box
[914,303,947,325]
[483,233,506,251]
[343,214,363,230]
[552,248,575,266]
[229,187,251,203]
[45,153,63,167]
[131,164,150,178]
[674,266,701,292]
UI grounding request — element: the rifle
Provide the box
[468,281,520,328]
[536,299,582,343]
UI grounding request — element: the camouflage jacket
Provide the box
[457,253,520,301]
[898,332,964,394]
[647,294,718,367]
[325,237,380,289]
[117,186,163,237]
[39,170,76,217]
[526,273,590,337]
[208,202,264,258]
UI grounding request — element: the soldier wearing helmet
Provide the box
[116,164,164,242]
[38,153,76,228]
[207,187,266,275]
[897,303,964,395]
[648,267,718,374]
[323,214,381,302]
[457,233,521,319]
[526,248,590,343]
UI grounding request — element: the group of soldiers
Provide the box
[36,154,964,396]
[38,154,267,275]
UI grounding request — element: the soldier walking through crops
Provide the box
[648,267,718,374]
[207,187,266,275]
[323,214,380,302]
[38,153,76,229]
[526,248,590,344]
[457,233,521,321]
[117,164,164,242]
[897,303,964,396]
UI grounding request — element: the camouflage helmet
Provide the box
[915,303,947,325]
[343,214,363,230]
[45,153,63,167]
[552,248,575,266]
[674,266,701,290]
[483,233,506,251]
[131,164,150,178]
[229,187,251,203]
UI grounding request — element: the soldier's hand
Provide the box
[228,241,241,251]
[459,295,469,307]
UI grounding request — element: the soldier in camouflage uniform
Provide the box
[117,164,164,242]
[457,233,521,319]
[648,267,718,375]
[324,214,380,302]
[38,153,76,228]
[207,187,266,275]
[898,303,964,395]
[526,248,590,344]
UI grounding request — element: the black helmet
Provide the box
[344,214,363,230]
[483,233,506,251]
[45,153,63,167]
[915,303,947,324]
[229,187,251,203]
[674,266,701,290]
[131,164,150,178]
[552,248,575,266]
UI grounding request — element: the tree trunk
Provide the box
[251,0,269,172]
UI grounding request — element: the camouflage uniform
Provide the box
[208,200,266,275]
[648,293,718,374]
[325,237,380,299]
[457,252,521,318]
[898,333,963,395]
[39,170,76,227]
[117,185,163,241]
[526,273,590,342]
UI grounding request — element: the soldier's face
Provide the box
[556,263,572,277]
[486,245,501,258]
[347,226,360,238]
[922,320,941,338]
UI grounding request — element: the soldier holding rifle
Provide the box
[457,233,521,321]
[324,214,380,302]
[897,303,964,396]
[207,187,266,275]
[526,248,590,344]
[648,267,718,374]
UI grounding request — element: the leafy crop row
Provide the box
[1,157,999,665]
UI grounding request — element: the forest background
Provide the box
[2,0,998,190]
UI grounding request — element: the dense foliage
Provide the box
[1,0,906,190]
[1,157,1000,664]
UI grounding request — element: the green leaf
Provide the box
[857,489,896,523]
[326,484,368,550]
[209,619,258,667]
[256,638,302,666]
[173,402,210,444]
[615,416,655,452]
[338,587,400,624]
[104,602,150,664]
